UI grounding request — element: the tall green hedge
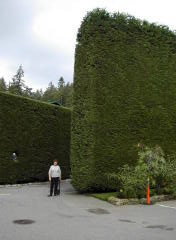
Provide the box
[0,91,71,184]
[71,9,176,192]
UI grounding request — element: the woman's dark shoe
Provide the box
[54,193,60,196]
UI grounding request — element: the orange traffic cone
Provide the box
[146,179,150,205]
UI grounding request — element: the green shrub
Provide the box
[71,8,176,192]
[109,164,148,198]
[108,145,176,198]
[0,91,71,184]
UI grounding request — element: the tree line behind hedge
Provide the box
[0,65,73,108]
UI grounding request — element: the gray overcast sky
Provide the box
[0,0,176,90]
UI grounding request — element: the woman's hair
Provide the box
[53,159,58,163]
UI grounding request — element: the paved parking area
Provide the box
[0,181,175,240]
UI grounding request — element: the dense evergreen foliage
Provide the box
[71,9,176,192]
[0,91,71,184]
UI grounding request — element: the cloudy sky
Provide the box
[0,0,176,90]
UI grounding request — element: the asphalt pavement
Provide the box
[0,180,175,240]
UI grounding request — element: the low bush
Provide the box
[108,145,176,198]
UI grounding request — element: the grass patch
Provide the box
[91,192,117,201]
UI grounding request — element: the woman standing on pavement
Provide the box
[48,159,61,196]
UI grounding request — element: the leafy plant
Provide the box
[108,145,176,198]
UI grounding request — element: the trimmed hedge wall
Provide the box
[0,91,71,184]
[71,9,176,192]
